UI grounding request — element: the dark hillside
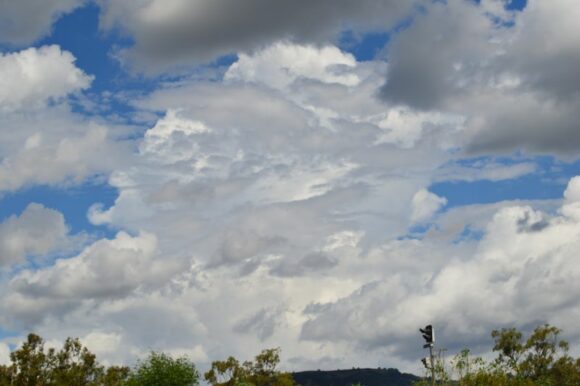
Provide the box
[292,368,421,386]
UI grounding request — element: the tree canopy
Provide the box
[204,348,294,386]
[124,351,199,386]
[415,323,580,386]
[0,333,130,386]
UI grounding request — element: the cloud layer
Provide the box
[0,204,69,268]
[0,0,84,45]
[0,0,580,376]
[98,0,418,71]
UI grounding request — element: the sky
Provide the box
[0,0,580,375]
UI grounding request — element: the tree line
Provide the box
[414,324,580,386]
[1,323,579,385]
[0,333,291,386]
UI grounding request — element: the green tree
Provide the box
[414,324,580,386]
[204,348,293,386]
[102,366,131,386]
[8,333,52,386]
[491,323,577,384]
[50,337,105,385]
[124,351,199,386]
[0,333,130,386]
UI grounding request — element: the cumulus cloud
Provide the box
[410,189,447,224]
[301,179,580,359]
[225,42,360,89]
[9,232,166,301]
[1,231,188,329]
[0,125,127,192]
[0,342,10,365]
[381,0,495,111]
[91,43,456,269]
[435,160,537,183]
[234,307,282,341]
[32,41,575,371]
[80,331,123,360]
[4,43,449,368]
[0,45,92,112]
[0,46,132,191]
[97,0,419,71]
[2,13,580,373]
[379,0,580,156]
[0,0,84,45]
[0,203,68,268]
[506,0,580,101]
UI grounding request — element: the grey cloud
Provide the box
[0,126,128,192]
[287,355,348,372]
[380,0,493,110]
[211,228,286,268]
[379,0,580,155]
[0,203,68,267]
[8,232,180,304]
[109,300,206,349]
[300,201,580,360]
[233,307,281,341]
[98,0,420,71]
[270,252,337,278]
[464,95,580,155]
[0,0,84,45]
[505,0,580,102]
[516,209,549,233]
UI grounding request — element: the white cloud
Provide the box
[411,189,447,223]
[0,0,84,45]
[0,42,451,369]
[225,42,360,89]
[8,231,171,302]
[6,178,580,373]
[560,176,580,220]
[2,17,580,375]
[81,331,122,357]
[0,46,92,112]
[435,161,537,182]
[0,342,10,365]
[0,230,192,332]
[0,125,126,192]
[0,203,69,268]
[0,46,132,192]
[301,179,580,361]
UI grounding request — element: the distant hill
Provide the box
[292,368,422,386]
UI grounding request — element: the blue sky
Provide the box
[1,0,579,375]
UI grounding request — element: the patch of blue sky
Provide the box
[36,3,132,95]
[35,3,239,126]
[33,3,161,126]
[431,156,580,208]
[339,30,390,61]
[468,0,527,11]
[453,225,485,244]
[339,6,418,62]
[401,223,485,243]
[0,182,118,239]
[0,328,19,344]
[406,222,433,237]
[505,0,528,11]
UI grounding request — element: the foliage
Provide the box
[204,348,294,386]
[414,324,580,386]
[0,333,131,386]
[124,351,199,386]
